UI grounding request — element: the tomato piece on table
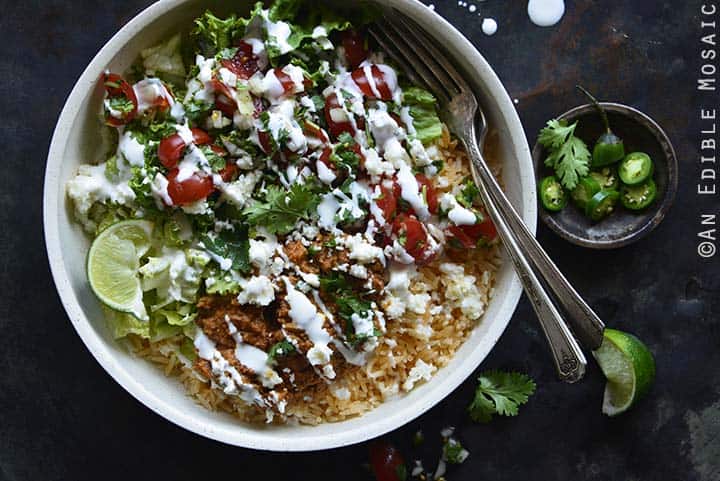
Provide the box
[369,442,406,481]
[158,128,212,169]
[102,73,138,127]
[351,65,393,100]
[166,169,215,205]
[341,29,368,69]
[324,93,355,140]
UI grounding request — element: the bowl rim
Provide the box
[43,0,536,450]
[532,102,678,249]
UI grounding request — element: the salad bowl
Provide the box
[44,0,535,450]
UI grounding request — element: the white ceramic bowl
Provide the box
[44,0,536,451]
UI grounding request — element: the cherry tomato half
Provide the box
[158,128,212,169]
[102,73,138,127]
[369,442,405,481]
[351,65,393,100]
[166,169,214,205]
[218,161,238,183]
[341,30,368,69]
[273,67,298,95]
[324,93,355,140]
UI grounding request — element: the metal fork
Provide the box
[371,16,606,383]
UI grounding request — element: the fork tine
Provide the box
[392,15,471,95]
[369,20,453,104]
[367,25,426,94]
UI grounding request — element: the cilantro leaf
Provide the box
[468,370,536,423]
[268,340,296,362]
[538,119,578,150]
[538,119,590,190]
[199,225,251,273]
[243,183,321,235]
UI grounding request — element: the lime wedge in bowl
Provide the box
[87,220,154,321]
[592,328,656,416]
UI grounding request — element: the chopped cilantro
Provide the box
[268,340,296,362]
[243,183,322,235]
[199,224,251,273]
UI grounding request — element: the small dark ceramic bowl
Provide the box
[532,103,678,249]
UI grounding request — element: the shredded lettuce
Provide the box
[141,33,186,78]
[139,248,204,309]
[403,87,443,144]
[103,306,150,339]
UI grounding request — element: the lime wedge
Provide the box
[87,220,154,321]
[592,328,656,416]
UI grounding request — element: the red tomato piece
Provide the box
[318,146,333,166]
[375,185,398,222]
[158,128,212,169]
[221,41,259,80]
[392,214,432,263]
[303,121,329,146]
[369,442,405,481]
[324,93,355,140]
[415,174,438,214]
[102,73,138,127]
[341,30,368,69]
[446,217,498,249]
[166,169,214,205]
[273,67,298,95]
[219,161,238,182]
[351,65,393,100]
[257,131,273,154]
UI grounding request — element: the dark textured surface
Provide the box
[1,1,718,480]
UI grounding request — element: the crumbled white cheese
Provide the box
[403,359,436,391]
[236,275,276,306]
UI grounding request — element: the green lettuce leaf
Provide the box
[103,306,150,339]
[403,87,443,144]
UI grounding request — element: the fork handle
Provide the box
[459,134,587,383]
[464,126,605,350]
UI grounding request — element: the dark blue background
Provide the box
[1,1,718,480]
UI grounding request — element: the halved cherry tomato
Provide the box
[166,169,215,205]
[324,93,355,140]
[221,41,259,80]
[351,65,393,100]
[158,128,212,169]
[393,214,434,263]
[215,93,237,117]
[447,217,498,248]
[102,73,138,127]
[415,174,438,214]
[375,185,398,221]
[369,442,405,481]
[341,30,368,69]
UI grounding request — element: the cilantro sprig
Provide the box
[538,119,591,190]
[243,183,321,235]
[467,370,536,423]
